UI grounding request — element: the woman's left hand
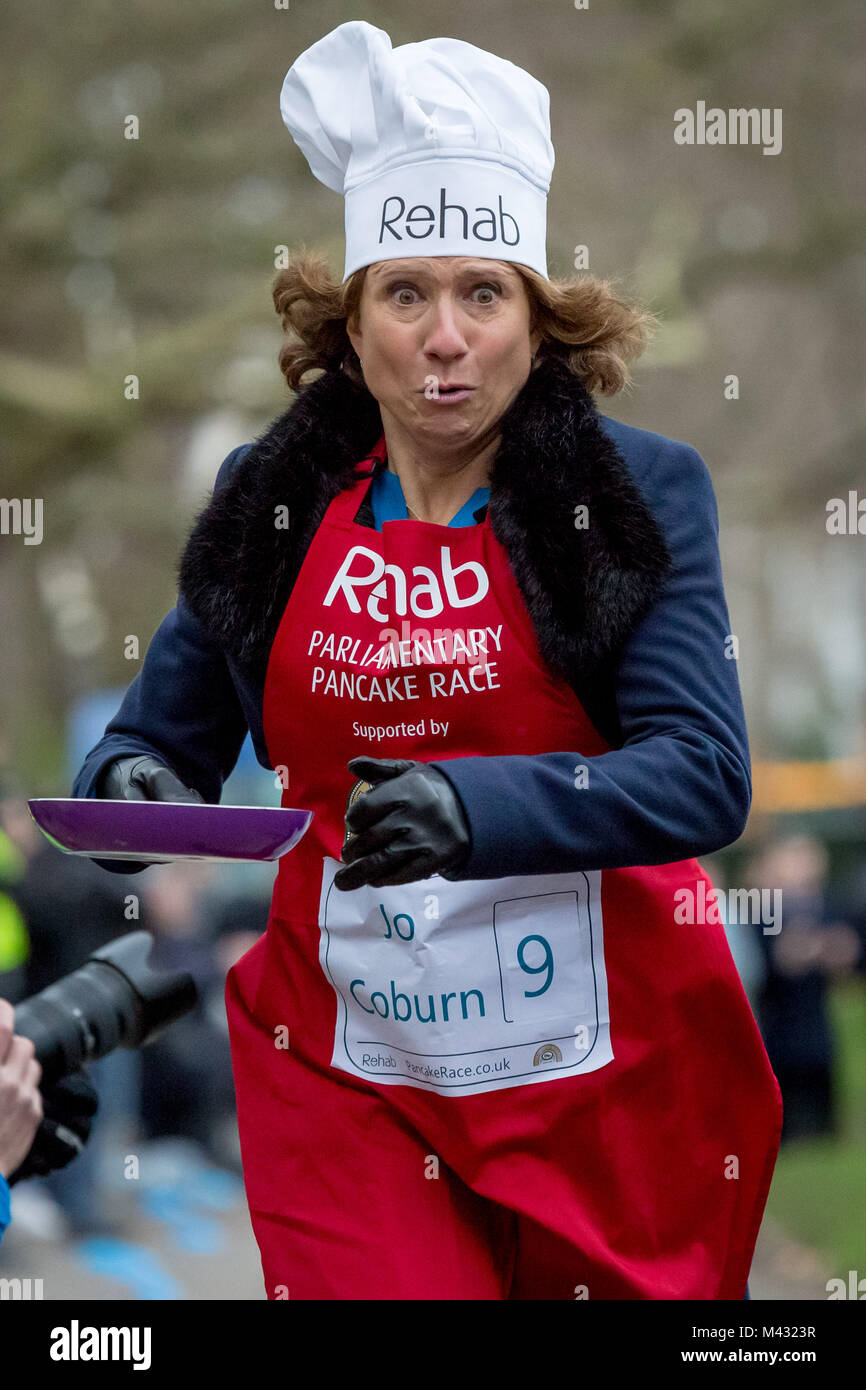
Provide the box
[334,756,472,890]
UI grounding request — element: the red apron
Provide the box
[225,437,782,1300]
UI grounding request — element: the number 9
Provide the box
[516,934,553,997]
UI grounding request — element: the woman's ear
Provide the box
[345,313,361,358]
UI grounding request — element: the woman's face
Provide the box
[346,257,541,453]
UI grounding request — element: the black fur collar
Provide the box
[177,354,673,744]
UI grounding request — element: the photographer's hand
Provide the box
[6,1071,99,1187]
[0,999,42,1180]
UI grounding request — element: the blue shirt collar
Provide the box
[369,457,489,528]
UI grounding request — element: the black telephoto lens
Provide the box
[12,931,198,1085]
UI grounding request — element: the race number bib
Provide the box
[317,856,613,1097]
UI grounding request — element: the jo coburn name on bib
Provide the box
[317,857,614,1098]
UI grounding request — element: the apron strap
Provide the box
[325,433,387,523]
[354,433,387,475]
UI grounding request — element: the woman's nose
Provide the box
[422,299,469,357]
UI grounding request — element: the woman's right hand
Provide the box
[95,755,205,803]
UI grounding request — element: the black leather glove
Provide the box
[6,1071,99,1186]
[334,756,472,891]
[96,754,204,804]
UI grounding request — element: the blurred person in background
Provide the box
[708,854,767,1016]
[750,832,860,1143]
[0,832,31,1006]
[835,850,866,985]
[137,861,238,1164]
[0,779,39,1002]
[2,792,132,995]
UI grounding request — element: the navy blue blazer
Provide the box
[72,414,750,879]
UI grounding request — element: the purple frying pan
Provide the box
[27,799,313,863]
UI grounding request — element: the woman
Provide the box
[73,22,782,1299]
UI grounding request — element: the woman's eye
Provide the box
[388,282,499,306]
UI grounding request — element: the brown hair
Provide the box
[272,246,658,397]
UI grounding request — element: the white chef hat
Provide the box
[279,21,554,282]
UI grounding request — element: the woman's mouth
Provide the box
[422,385,475,404]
